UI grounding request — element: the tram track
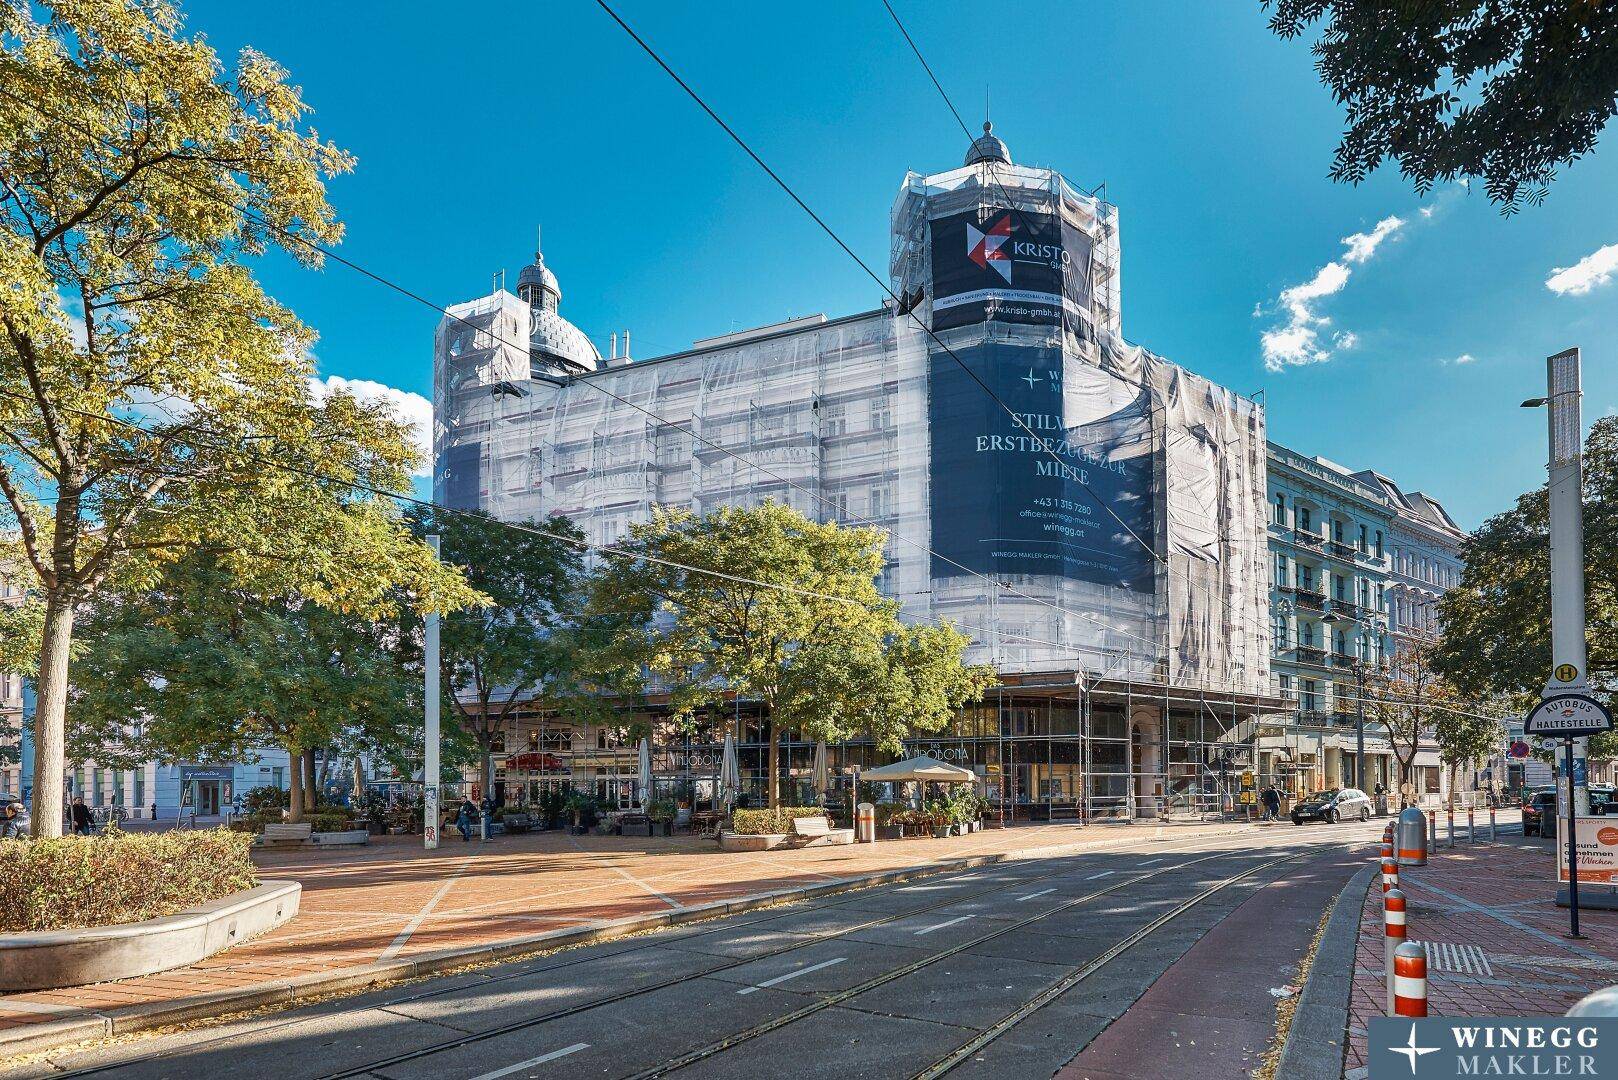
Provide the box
[30,830,1358,1080]
[623,845,1319,1079]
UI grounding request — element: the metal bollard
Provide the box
[1567,986,1618,1016]
[1446,808,1455,848]
[1467,807,1475,843]
[1398,806,1428,867]
[1489,805,1497,842]
[1380,838,1394,865]
[1393,940,1429,1017]
[1427,809,1437,847]
[1382,856,1399,895]
[1384,888,1408,1017]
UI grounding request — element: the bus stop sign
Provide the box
[1524,694,1614,738]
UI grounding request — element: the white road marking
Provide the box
[565,836,681,908]
[467,1042,590,1079]
[1015,888,1057,901]
[378,858,472,961]
[1138,859,1162,867]
[913,915,975,936]
[1084,871,1115,880]
[736,956,847,995]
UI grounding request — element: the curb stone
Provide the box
[1276,862,1376,1080]
[0,823,1249,1062]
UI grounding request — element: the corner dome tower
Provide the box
[964,121,1011,167]
[517,231,599,375]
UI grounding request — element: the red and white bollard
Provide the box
[1382,855,1399,895]
[1384,887,1408,1016]
[1392,939,1428,1017]
[1446,807,1455,847]
[1427,809,1437,845]
[1384,821,1395,845]
[1489,805,1497,841]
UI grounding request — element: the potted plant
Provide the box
[875,803,905,841]
[564,790,596,835]
[927,801,953,838]
[648,799,677,836]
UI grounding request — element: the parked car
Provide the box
[1526,786,1615,838]
[0,793,30,838]
[1291,787,1372,825]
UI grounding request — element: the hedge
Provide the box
[0,828,259,933]
[730,807,826,836]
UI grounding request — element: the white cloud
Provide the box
[308,375,433,477]
[1440,353,1477,366]
[1546,243,1618,297]
[1260,214,1409,372]
[1341,216,1405,265]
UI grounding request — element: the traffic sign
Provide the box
[1525,694,1614,738]
[1555,663,1580,683]
[1508,740,1531,759]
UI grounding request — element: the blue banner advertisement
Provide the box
[928,207,1092,333]
[928,341,1155,590]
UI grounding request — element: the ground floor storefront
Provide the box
[471,677,1287,824]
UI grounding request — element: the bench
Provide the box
[501,814,531,834]
[261,823,313,845]
[791,816,854,847]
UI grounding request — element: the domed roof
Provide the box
[529,306,600,373]
[964,121,1011,166]
[517,258,560,302]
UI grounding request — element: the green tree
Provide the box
[0,1,472,835]
[586,502,994,807]
[1374,633,1453,805]
[66,553,458,823]
[1434,415,1618,761]
[1265,2,1618,211]
[1432,707,1503,810]
[409,507,601,801]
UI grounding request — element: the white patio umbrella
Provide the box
[812,740,829,803]
[637,737,653,807]
[719,732,740,810]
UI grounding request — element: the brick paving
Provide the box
[1344,832,1618,1078]
[0,820,1239,1042]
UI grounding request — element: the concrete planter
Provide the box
[309,830,369,846]
[0,880,301,992]
[718,831,787,852]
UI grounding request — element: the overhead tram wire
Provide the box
[591,0,1278,683]
[0,87,1170,665]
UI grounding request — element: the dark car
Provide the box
[1291,787,1372,825]
[1525,786,1615,838]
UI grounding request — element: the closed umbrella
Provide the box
[812,740,829,804]
[719,732,740,810]
[637,737,653,808]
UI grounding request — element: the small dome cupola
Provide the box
[515,227,600,374]
[964,121,1011,167]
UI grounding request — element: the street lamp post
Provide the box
[424,534,441,851]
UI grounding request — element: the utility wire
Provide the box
[0,85,1169,662]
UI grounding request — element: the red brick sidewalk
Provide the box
[1345,835,1618,1078]
[0,819,1245,1055]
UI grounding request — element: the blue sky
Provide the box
[184,0,1618,529]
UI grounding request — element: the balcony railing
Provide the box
[1297,709,1331,726]
[1326,540,1358,562]
[1326,601,1362,621]
[1330,651,1358,668]
[1295,590,1326,612]
[1294,645,1327,666]
[1292,529,1324,549]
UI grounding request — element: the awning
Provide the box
[860,755,975,783]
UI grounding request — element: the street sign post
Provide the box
[1523,693,1613,937]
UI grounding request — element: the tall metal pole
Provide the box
[1544,348,1588,935]
[424,534,441,851]
[1356,658,1366,792]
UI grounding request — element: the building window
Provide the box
[1301,679,1319,711]
[1334,574,1348,601]
[1334,628,1347,656]
[869,397,892,430]
[1273,493,1286,525]
[869,485,889,519]
[1299,506,1312,531]
[1273,613,1288,647]
[1374,530,1384,557]
[1358,523,1368,551]
[1332,519,1345,544]
[1273,553,1288,587]
[1299,564,1315,591]
[822,405,847,437]
[1300,622,1315,648]
[1278,673,1293,696]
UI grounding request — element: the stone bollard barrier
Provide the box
[1393,940,1429,1017]
[1384,887,1408,1017]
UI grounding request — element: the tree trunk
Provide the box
[28,592,75,838]
[302,749,317,811]
[765,716,779,809]
[287,747,305,824]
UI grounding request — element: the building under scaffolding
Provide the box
[434,124,1282,820]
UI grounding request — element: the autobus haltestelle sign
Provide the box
[1524,694,1614,737]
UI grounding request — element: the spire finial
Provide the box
[535,223,543,261]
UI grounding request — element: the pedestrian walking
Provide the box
[455,797,476,842]
[70,796,94,836]
[1261,785,1281,822]
[1,800,23,839]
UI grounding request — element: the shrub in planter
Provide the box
[728,806,825,836]
[0,829,258,933]
[240,785,289,815]
[647,799,677,836]
[307,812,357,834]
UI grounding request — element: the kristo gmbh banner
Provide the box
[928,207,1093,333]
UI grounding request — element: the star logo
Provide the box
[1390,1025,1440,1074]
[966,213,1013,283]
[1022,368,1041,389]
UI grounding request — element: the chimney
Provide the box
[609,332,618,360]
[607,328,633,368]
[622,329,631,359]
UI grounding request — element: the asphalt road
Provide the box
[6,820,1389,1080]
